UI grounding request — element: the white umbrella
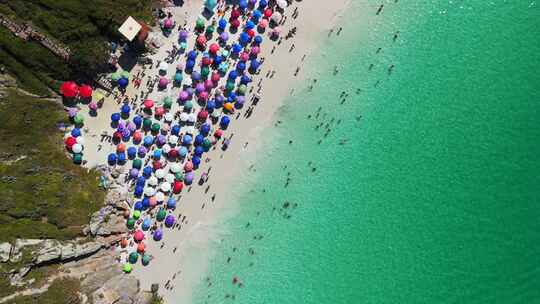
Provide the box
[180,112,189,122]
[72,143,83,153]
[155,168,166,179]
[159,61,169,71]
[165,173,175,183]
[169,163,182,173]
[162,144,171,154]
[160,182,171,192]
[148,176,158,186]
[144,187,156,197]
[188,113,197,123]
[76,137,85,145]
[164,112,174,122]
[277,0,287,9]
[272,11,283,23]
[185,126,195,134]
[169,135,178,145]
[155,191,165,202]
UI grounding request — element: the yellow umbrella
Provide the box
[224,102,234,112]
[93,91,105,102]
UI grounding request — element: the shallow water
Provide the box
[193,1,540,303]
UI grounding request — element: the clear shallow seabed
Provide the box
[193,1,540,303]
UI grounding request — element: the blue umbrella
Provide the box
[259,0,268,8]
[167,197,177,209]
[117,152,126,163]
[192,156,201,167]
[192,71,201,82]
[218,19,227,30]
[232,43,242,54]
[188,50,198,60]
[111,113,121,122]
[133,115,142,128]
[239,0,248,9]
[220,115,231,128]
[250,59,261,72]
[228,70,239,80]
[194,146,204,157]
[237,61,246,71]
[142,218,152,230]
[142,197,150,209]
[186,59,196,70]
[245,20,255,30]
[121,104,131,115]
[252,10,262,21]
[200,123,211,136]
[183,134,193,145]
[206,100,216,112]
[143,166,153,177]
[134,186,144,197]
[107,153,117,164]
[228,93,237,102]
[214,55,223,66]
[240,75,251,84]
[215,95,224,108]
[171,125,181,135]
[194,134,204,146]
[179,146,188,157]
[127,147,137,159]
[144,136,154,146]
[239,32,250,45]
[254,35,263,45]
[118,77,128,88]
[71,128,81,137]
[153,149,162,159]
[134,201,143,211]
[136,176,146,187]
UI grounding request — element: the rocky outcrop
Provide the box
[0,242,12,262]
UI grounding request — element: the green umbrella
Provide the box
[196,17,205,29]
[225,81,235,92]
[141,254,151,266]
[73,153,83,164]
[126,218,135,229]
[151,123,160,133]
[163,96,173,109]
[174,172,184,181]
[143,118,152,129]
[201,66,210,78]
[184,100,193,111]
[156,208,166,221]
[133,159,142,169]
[123,263,133,273]
[121,71,130,79]
[238,84,247,95]
[73,113,84,125]
[133,210,141,220]
[111,72,121,82]
[205,25,215,35]
[128,252,139,264]
[202,138,212,150]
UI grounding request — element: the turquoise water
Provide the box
[194,1,540,303]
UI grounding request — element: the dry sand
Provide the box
[74,0,352,302]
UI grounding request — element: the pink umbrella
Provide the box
[149,196,157,208]
[164,18,173,29]
[195,83,205,94]
[272,27,282,37]
[184,161,193,172]
[155,106,165,116]
[199,91,209,101]
[88,102,98,111]
[240,52,250,61]
[250,46,260,55]
[134,230,144,242]
[211,72,220,83]
[204,79,214,90]
[176,63,184,70]
[259,19,268,29]
[159,77,169,88]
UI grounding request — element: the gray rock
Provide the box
[0,242,12,262]
[35,240,62,264]
[88,207,127,237]
[91,274,140,304]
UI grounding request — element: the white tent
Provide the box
[118,17,142,42]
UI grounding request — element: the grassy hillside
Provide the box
[0,0,153,95]
[0,89,105,242]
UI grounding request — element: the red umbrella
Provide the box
[153,160,162,170]
[214,129,224,138]
[264,9,273,18]
[209,43,220,54]
[137,242,146,253]
[196,35,207,47]
[201,57,213,66]
[133,230,144,242]
[113,131,122,141]
[168,149,178,158]
[230,18,241,28]
[64,136,76,148]
[144,99,154,109]
[79,84,93,98]
[173,181,183,193]
[60,81,79,98]
[231,9,241,19]
[211,72,221,82]
[198,110,209,121]
[247,29,255,38]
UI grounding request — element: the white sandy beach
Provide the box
[74,0,352,302]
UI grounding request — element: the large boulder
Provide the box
[91,274,140,304]
[87,208,127,237]
[0,242,12,262]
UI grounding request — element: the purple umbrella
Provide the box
[235,96,245,108]
[185,172,194,185]
[153,229,163,241]
[88,102,98,111]
[68,108,78,118]
[130,168,139,178]
[159,77,169,88]
[179,30,188,41]
[156,134,167,146]
[195,83,205,94]
[219,32,229,42]
[165,214,176,227]
[186,87,194,98]
[179,90,189,101]
[138,146,148,157]
[118,120,126,130]
[127,121,137,132]
[122,129,131,138]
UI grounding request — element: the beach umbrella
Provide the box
[159,77,169,88]
[68,108,78,118]
[133,115,142,128]
[71,128,81,138]
[153,149,162,160]
[127,147,137,159]
[258,18,268,29]
[153,229,163,241]
[164,18,174,29]
[179,112,189,122]
[107,153,117,164]
[209,43,220,55]
[259,0,268,7]
[137,146,147,158]
[60,81,79,98]
[167,197,177,209]
[156,208,167,221]
[196,17,205,29]
[178,146,188,157]
[144,99,154,109]
[136,176,146,187]
[218,18,227,30]
[134,230,144,242]
[252,9,262,21]
[250,46,260,56]
[247,29,255,38]
[143,136,153,146]
[231,8,241,18]
[202,138,212,150]
[130,168,139,179]
[168,149,178,159]
[128,252,139,264]
[183,134,193,145]
[151,123,160,133]
[144,187,156,197]
[171,125,181,136]
[179,90,189,102]
[117,152,126,164]
[142,218,151,231]
[184,172,194,185]
[133,159,142,170]
[240,52,250,62]
[118,78,128,89]
[186,59,196,71]
[126,217,135,229]
[271,11,283,23]
[220,115,231,128]
[277,0,287,9]
[240,32,250,45]
[111,72,121,82]
[121,71,130,79]
[206,25,215,35]
[142,254,151,266]
[185,126,196,134]
[72,143,83,154]
[239,0,248,10]
[165,215,176,228]
[194,134,204,146]
[192,70,202,82]
[173,72,183,84]
[137,242,146,254]
[143,166,153,177]
[65,136,77,149]
[155,191,165,202]
[192,156,201,168]
[74,113,84,125]
[73,153,83,164]
[135,186,144,198]
[79,85,92,98]
[214,129,224,138]
[250,59,261,72]
[165,173,175,183]
[76,136,85,145]
[230,18,241,29]
[188,50,198,61]
[117,143,126,153]
[240,75,252,85]
[134,201,144,211]
[123,263,133,273]
[120,238,128,248]
[179,30,189,41]
[245,20,255,30]
[143,118,152,130]
[254,35,263,45]
[155,168,166,179]
[160,182,171,192]
[224,102,234,112]
[194,146,204,157]
[188,113,197,123]
[204,79,214,90]
[173,181,183,193]
[127,121,136,133]
[197,35,207,47]
[184,161,193,172]
[200,123,211,136]
[159,61,169,71]
[162,144,171,155]
[264,8,273,18]
[219,32,229,42]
